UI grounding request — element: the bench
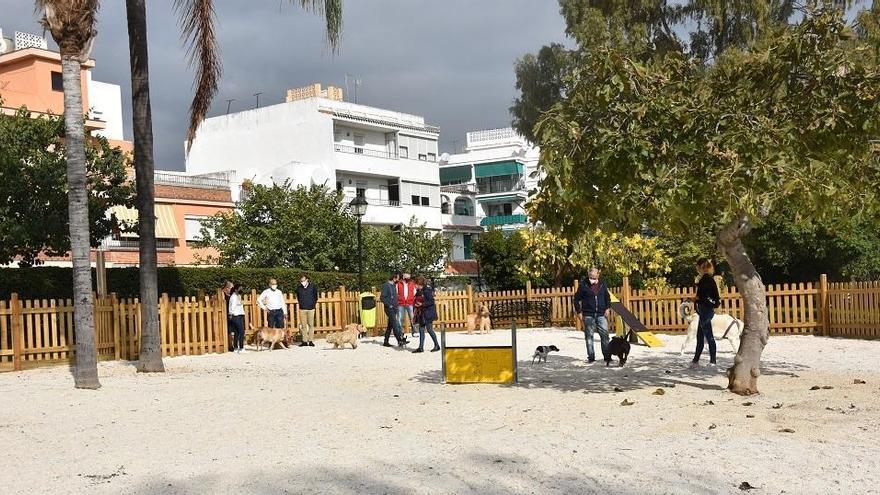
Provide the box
[489,300,552,327]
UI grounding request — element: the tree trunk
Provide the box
[717,214,768,396]
[126,0,165,373]
[60,56,101,389]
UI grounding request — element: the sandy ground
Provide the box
[2,328,879,495]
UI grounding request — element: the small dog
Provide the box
[251,324,292,351]
[678,302,743,354]
[326,326,359,349]
[607,336,630,367]
[344,323,368,339]
[532,345,560,363]
[466,303,491,334]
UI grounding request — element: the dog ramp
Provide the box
[608,297,664,348]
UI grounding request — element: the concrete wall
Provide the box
[87,76,125,141]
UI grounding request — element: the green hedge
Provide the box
[0,267,388,300]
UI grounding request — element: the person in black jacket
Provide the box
[573,267,612,363]
[295,275,319,347]
[691,258,720,368]
[380,273,407,347]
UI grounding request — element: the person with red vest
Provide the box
[396,272,417,338]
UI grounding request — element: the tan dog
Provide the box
[344,323,367,339]
[326,326,359,349]
[466,303,491,334]
[250,324,292,351]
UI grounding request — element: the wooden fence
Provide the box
[1,275,878,372]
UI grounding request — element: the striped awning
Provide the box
[111,205,180,239]
[474,161,523,179]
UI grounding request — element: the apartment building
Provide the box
[0,29,129,152]
[440,127,540,269]
[185,83,443,230]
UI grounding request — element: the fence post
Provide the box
[622,276,635,342]
[216,289,228,353]
[250,289,259,329]
[525,280,533,327]
[339,286,348,329]
[160,293,170,357]
[818,273,829,337]
[11,293,22,371]
[466,284,474,313]
[111,293,121,360]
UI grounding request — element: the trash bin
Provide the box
[359,292,377,333]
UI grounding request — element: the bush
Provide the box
[0,267,388,300]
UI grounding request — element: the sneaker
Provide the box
[412,348,424,353]
[688,361,700,369]
[308,342,315,347]
[587,358,596,363]
[300,342,308,347]
[430,347,441,352]
[382,343,393,348]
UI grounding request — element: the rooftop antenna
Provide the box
[225,98,236,114]
[345,74,362,104]
[253,92,263,109]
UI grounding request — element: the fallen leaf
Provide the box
[620,399,635,406]
[810,386,821,390]
[742,402,754,406]
[821,386,834,390]
[745,414,755,419]
[703,400,715,406]
[708,423,717,430]
[779,428,795,433]
[652,388,666,396]
[739,481,757,491]
[853,379,867,385]
[613,387,624,392]
[772,403,783,409]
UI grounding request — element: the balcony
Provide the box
[101,238,175,251]
[334,143,397,160]
[477,177,525,195]
[440,183,478,195]
[154,172,230,190]
[480,214,528,227]
[342,195,401,208]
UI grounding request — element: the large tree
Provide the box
[532,8,880,395]
[472,229,528,290]
[0,107,132,266]
[124,0,342,370]
[36,0,103,389]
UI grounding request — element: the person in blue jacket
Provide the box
[380,273,407,347]
[411,276,440,353]
[573,267,612,363]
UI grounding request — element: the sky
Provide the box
[2,1,568,171]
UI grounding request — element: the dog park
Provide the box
[2,277,880,494]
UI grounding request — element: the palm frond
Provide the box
[297,0,343,53]
[35,0,99,61]
[175,0,222,152]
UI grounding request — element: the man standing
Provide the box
[381,273,407,347]
[573,267,612,363]
[295,274,318,347]
[258,278,287,329]
[397,272,417,338]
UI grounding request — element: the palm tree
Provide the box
[37,0,101,389]
[123,0,341,371]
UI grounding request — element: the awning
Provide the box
[440,165,472,184]
[112,205,180,239]
[474,161,523,179]
[478,194,523,204]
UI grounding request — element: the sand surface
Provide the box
[2,328,879,495]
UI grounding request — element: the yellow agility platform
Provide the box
[608,293,663,348]
[440,323,518,384]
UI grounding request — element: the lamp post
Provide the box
[349,196,368,292]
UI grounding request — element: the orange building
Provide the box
[1,30,234,267]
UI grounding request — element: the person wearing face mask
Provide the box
[573,267,612,363]
[691,258,721,368]
[295,274,319,347]
[396,272,417,338]
[411,276,440,353]
[258,278,287,329]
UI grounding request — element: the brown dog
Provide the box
[326,326,359,349]
[250,324,292,351]
[344,323,367,339]
[466,303,491,334]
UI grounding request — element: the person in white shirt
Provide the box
[228,284,247,353]
[257,278,287,329]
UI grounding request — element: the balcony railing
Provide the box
[440,183,478,195]
[101,238,175,250]
[334,143,397,159]
[480,214,528,227]
[342,195,401,207]
[154,172,229,189]
[477,177,525,195]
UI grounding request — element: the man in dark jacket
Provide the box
[380,273,407,347]
[573,267,612,363]
[295,274,319,347]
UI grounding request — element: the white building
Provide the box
[440,127,540,265]
[185,84,443,230]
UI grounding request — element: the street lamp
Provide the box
[349,195,368,292]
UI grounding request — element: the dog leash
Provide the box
[721,319,739,340]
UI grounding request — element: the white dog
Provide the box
[678,302,742,354]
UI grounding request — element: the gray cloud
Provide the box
[2,1,566,170]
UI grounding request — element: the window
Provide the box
[185,216,213,242]
[411,195,420,205]
[503,203,513,216]
[354,134,365,154]
[51,71,63,91]
[454,197,473,216]
[388,180,400,205]
[356,188,366,198]
[399,146,408,159]
[441,195,450,214]
[463,234,473,260]
[418,154,427,161]
[427,153,437,162]
[336,181,343,192]
[420,196,430,206]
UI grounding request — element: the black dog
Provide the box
[606,336,630,367]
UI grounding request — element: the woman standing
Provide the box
[691,258,720,368]
[228,284,246,353]
[412,276,440,353]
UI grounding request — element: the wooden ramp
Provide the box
[609,294,664,348]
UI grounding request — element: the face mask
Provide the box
[301,281,308,287]
[589,278,599,284]
[270,285,278,290]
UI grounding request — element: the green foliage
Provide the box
[0,267,386,300]
[472,229,529,290]
[198,182,356,269]
[0,107,133,266]
[533,9,880,244]
[361,218,451,278]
